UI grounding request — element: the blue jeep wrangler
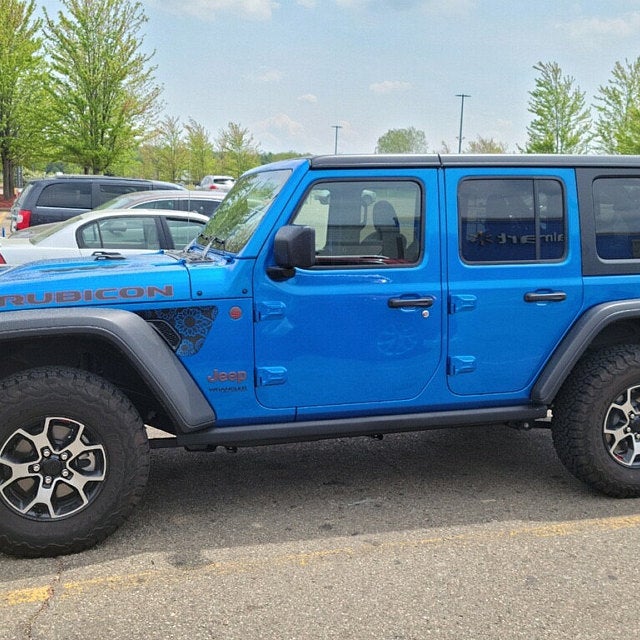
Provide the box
[2,154,640,557]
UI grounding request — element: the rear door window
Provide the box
[78,216,160,249]
[458,178,565,263]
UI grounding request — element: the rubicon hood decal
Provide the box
[0,285,174,308]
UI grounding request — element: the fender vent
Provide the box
[147,319,181,350]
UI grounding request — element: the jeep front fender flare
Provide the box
[532,299,640,405]
[0,307,216,432]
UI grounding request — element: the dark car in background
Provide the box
[10,175,183,232]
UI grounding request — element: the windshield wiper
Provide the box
[201,235,226,255]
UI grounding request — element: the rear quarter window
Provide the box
[37,183,92,209]
[593,178,640,260]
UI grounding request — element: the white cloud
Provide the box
[255,113,306,138]
[369,80,411,94]
[255,69,284,83]
[334,0,473,15]
[155,0,280,21]
[561,12,640,40]
[298,93,318,103]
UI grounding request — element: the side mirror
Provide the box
[269,225,315,280]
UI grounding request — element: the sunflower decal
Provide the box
[140,306,218,356]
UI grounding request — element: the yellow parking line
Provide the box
[3,513,640,607]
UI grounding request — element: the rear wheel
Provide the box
[0,367,149,557]
[552,345,640,497]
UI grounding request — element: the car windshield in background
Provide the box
[196,169,291,254]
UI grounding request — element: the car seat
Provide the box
[361,200,406,259]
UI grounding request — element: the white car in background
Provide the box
[197,175,235,192]
[0,208,208,267]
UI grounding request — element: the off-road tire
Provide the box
[552,344,640,497]
[0,367,149,557]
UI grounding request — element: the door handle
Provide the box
[524,291,567,303]
[388,296,435,309]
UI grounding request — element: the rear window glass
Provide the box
[13,183,34,207]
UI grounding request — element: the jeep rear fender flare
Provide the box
[532,299,640,404]
[0,308,215,432]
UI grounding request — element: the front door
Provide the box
[254,172,443,413]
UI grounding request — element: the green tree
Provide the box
[594,58,640,154]
[153,115,187,182]
[43,0,162,174]
[185,118,215,184]
[615,105,640,154]
[216,122,260,177]
[260,151,307,164]
[375,127,428,153]
[0,0,48,199]
[523,61,592,154]
[465,136,508,154]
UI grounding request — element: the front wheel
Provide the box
[552,345,640,497]
[0,367,149,557]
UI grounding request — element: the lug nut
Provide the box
[61,469,70,478]
[60,452,69,461]
[32,464,41,473]
[42,448,51,458]
[44,476,53,485]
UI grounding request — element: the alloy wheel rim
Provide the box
[0,417,107,519]
[603,385,640,468]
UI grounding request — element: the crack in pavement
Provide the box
[24,558,64,640]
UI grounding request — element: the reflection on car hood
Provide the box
[0,252,195,311]
[0,250,181,278]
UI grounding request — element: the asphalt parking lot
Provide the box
[2,424,640,640]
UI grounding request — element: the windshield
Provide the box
[195,168,291,254]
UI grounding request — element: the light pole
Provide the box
[456,93,471,153]
[332,125,343,154]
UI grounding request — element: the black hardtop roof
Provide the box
[309,154,640,170]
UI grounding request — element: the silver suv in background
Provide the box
[10,175,183,232]
[96,189,225,217]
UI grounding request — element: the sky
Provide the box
[39,0,640,155]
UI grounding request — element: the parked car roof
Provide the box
[10,174,185,232]
[0,208,208,267]
[96,189,225,217]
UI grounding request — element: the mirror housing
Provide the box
[269,225,315,281]
[274,225,315,269]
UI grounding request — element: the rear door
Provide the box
[445,167,584,396]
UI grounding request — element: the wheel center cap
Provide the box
[41,458,63,477]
